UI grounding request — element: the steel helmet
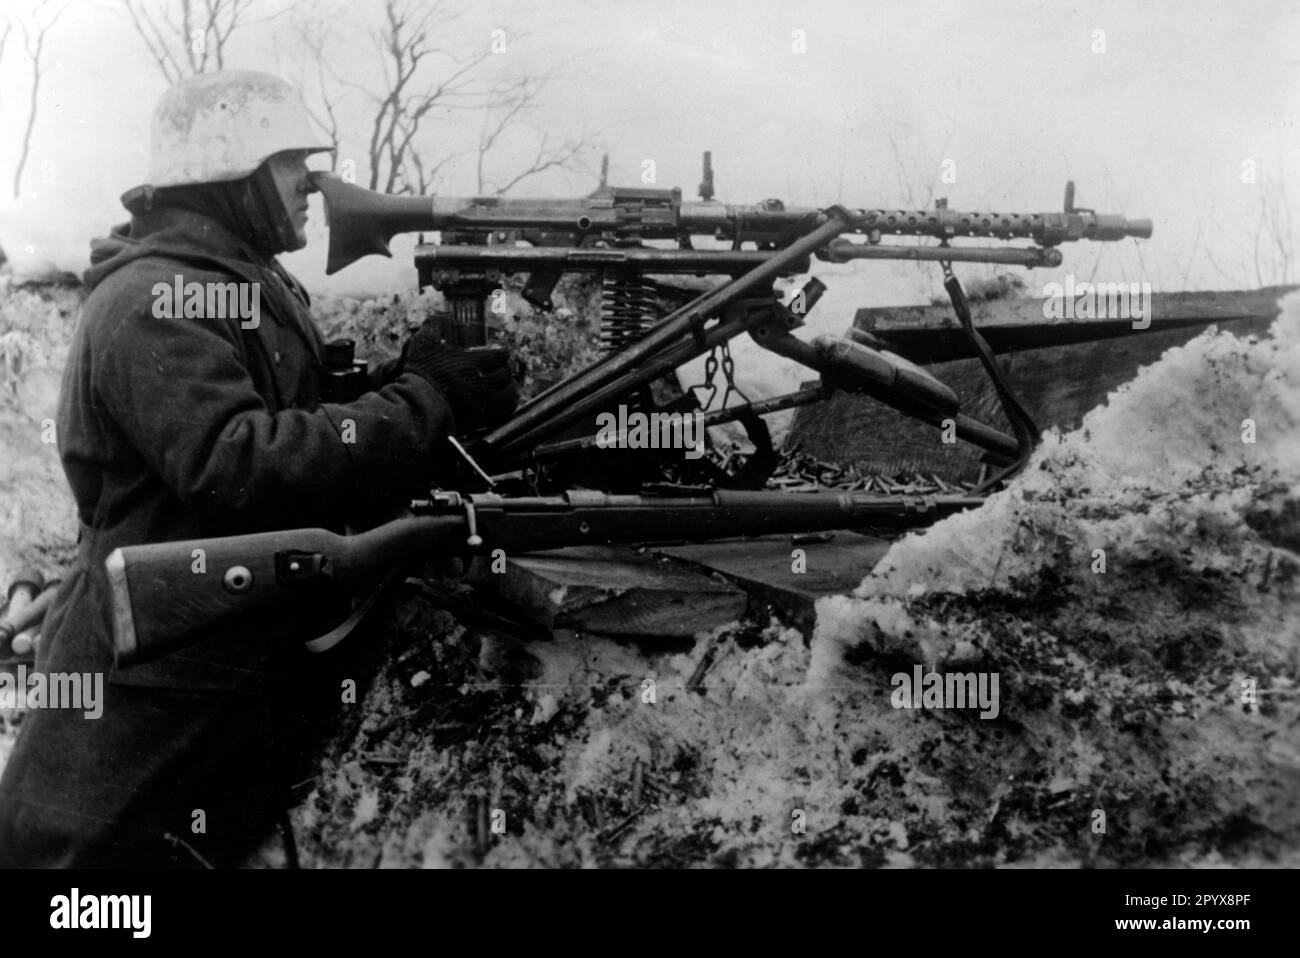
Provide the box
[144,70,332,188]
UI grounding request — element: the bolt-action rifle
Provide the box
[109,489,983,665]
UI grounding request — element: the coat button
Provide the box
[274,351,282,364]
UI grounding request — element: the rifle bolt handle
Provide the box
[463,500,483,549]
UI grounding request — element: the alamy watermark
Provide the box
[594,405,706,460]
[151,275,260,329]
[0,665,104,720]
[890,665,1000,719]
[50,888,151,938]
[1042,275,1151,329]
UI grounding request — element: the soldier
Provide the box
[0,71,517,867]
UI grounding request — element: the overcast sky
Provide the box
[1,0,1295,300]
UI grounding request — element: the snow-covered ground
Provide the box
[292,292,1300,867]
[3,281,1296,867]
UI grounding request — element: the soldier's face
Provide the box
[266,151,315,249]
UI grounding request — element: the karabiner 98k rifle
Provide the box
[108,489,983,665]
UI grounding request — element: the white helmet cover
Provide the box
[145,70,333,188]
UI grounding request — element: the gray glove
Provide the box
[402,323,519,434]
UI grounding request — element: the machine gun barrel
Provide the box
[676,203,1152,245]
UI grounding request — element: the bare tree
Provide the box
[1196,172,1295,290]
[342,0,496,192]
[0,19,12,100]
[473,75,589,195]
[872,100,957,212]
[289,6,341,165]
[315,0,593,195]
[122,0,277,83]
[398,114,462,195]
[13,0,68,199]
[1252,173,1293,286]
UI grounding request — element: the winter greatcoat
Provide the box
[0,207,453,866]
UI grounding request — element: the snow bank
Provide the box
[812,289,1300,674]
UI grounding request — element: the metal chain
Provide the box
[689,342,750,411]
[718,341,750,409]
[691,347,721,409]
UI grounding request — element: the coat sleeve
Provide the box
[366,353,405,391]
[90,274,454,529]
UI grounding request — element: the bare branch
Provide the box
[488,134,590,195]
[290,0,597,199]
[0,19,13,112]
[0,19,12,75]
[471,75,574,194]
[1179,217,1204,290]
[1252,194,1266,289]
[1261,174,1293,284]
[124,0,183,83]
[286,5,347,165]
[181,0,199,73]
[13,1,70,198]
[120,0,262,81]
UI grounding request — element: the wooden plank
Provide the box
[792,287,1292,482]
[854,285,1295,336]
[470,545,747,638]
[855,286,1293,364]
[656,534,892,630]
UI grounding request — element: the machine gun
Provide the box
[106,155,1151,657]
[310,153,1150,483]
[314,152,1149,346]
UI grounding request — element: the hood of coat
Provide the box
[84,207,270,291]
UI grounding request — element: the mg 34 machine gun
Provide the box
[311,152,1149,483]
[107,153,1152,661]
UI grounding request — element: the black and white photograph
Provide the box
[0,0,1294,935]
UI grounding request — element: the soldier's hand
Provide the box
[402,323,519,434]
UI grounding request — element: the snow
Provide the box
[288,290,1300,867]
[813,288,1300,675]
